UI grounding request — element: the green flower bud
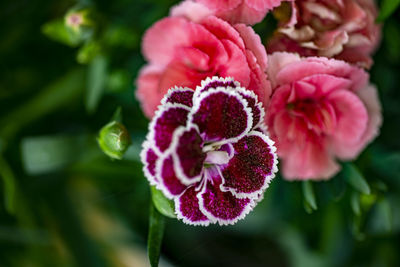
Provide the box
[98,121,131,160]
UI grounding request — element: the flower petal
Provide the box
[161,87,194,107]
[149,103,190,153]
[171,126,206,185]
[196,76,240,96]
[327,89,368,148]
[236,87,264,129]
[140,141,160,185]
[282,138,340,180]
[198,175,254,225]
[175,185,210,226]
[189,88,253,144]
[156,154,187,198]
[221,131,278,198]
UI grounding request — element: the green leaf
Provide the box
[342,163,370,195]
[77,41,102,64]
[21,135,87,175]
[148,202,165,267]
[369,199,392,233]
[86,55,108,114]
[151,186,176,218]
[0,69,85,145]
[111,107,123,123]
[42,19,82,47]
[0,156,17,214]
[377,0,400,22]
[351,192,361,216]
[302,181,317,211]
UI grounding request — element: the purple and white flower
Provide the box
[141,77,278,226]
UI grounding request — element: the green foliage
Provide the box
[302,181,317,212]
[0,0,399,266]
[148,203,165,267]
[342,163,371,195]
[151,186,176,219]
[0,156,17,214]
[377,0,400,22]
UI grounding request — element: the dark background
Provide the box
[0,0,399,266]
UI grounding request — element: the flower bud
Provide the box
[98,121,131,160]
[65,9,89,31]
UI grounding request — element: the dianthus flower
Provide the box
[178,0,292,25]
[141,77,278,225]
[136,2,271,118]
[267,0,380,68]
[266,52,382,180]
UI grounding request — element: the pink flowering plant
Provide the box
[141,77,278,225]
[134,0,386,262]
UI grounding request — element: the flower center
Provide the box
[204,150,230,165]
[287,99,336,135]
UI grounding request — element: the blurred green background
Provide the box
[0,0,399,266]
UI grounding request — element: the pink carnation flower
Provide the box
[136,2,271,118]
[267,0,380,68]
[141,77,278,225]
[266,52,382,180]
[178,0,291,25]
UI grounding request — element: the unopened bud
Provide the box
[98,121,131,160]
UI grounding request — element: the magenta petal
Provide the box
[171,126,206,185]
[196,76,240,95]
[141,141,160,185]
[199,178,254,225]
[190,88,252,143]
[236,87,264,129]
[221,131,278,198]
[162,87,194,107]
[175,186,210,226]
[156,154,187,198]
[150,103,190,152]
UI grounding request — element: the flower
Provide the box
[176,0,291,25]
[141,77,278,225]
[267,0,380,68]
[136,3,271,118]
[266,52,382,180]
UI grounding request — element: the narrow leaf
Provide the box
[111,106,123,123]
[377,0,400,22]
[0,70,85,143]
[351,192,361,216]
[151,186,176,218]
[343,163,370,195]
[148,202,165,267]
[0,156,17,214]
[302,181,317,211]
[21,135,86,175]
[86,55,108,114]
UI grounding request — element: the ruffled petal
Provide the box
[221,131,278,198]
[327,89,368,149]
[156,154,188,198]
[140,141,160,185]
[175,185,210,226]
[189,88,253,144]
[282,138,340,180]
[149,103,190,153]
[236,87,264,129]
[161,87,194,107]
[196,76,240,95]
[171,126,206,185]
[199,174,254,225]
[331,84,381,159]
